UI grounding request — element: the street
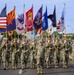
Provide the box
[0,59,74,75]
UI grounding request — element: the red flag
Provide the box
[26,6,33,31]
[36,28,42,34]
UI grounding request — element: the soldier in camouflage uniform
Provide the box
[60,39,69,68]
[0,39,2,67]
[45,40,51,69]
[11,38,19,70]
[36,39,45,74]
[2,39,10,70]
[17,39,21,62]
[20,41,29,69]
[53,39,59,68]
[71,40,74,67]
[29,40,36,69]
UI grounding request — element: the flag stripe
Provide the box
[0,26,6,28]
[0,6,6,32]
[0,17,7,28]
[0,22,7,24]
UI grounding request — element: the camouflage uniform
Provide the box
[29,40,36,69]
[0,40,2,67]
[72,41,74,67]
[2,41,10,70]
[36,40,45,74]
[45,42,51,68]
[60,39,69,68]
[53,39,59,68]
[20,41,27,69]
[11,39,19,70]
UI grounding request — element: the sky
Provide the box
[0,0,74,34]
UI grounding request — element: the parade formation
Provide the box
[0,37,73,74]
[0,1,74,74]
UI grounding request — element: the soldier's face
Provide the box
[32,42,34,45]
[64,40,66,43]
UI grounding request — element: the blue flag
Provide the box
[0,5,7,32]
[34,6,42,29]
[42,7,48,30]
[0,5,6,17]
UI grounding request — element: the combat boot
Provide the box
[37,70,40,74]
[65,64,67,69]
[63,64,67,69]
[12,66,15,70]
[6,67,8,70]
[15,66,17,70]
[47,65,50,69]
[40,69,43,74]
[24,64,26,69]
[55,65,58,69]
[4,68,6,70]
[32,64,35,69]
[22,66,24,70]
[22,65,25,69]
[30,65,32,69]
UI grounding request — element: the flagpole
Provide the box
[5,4,8,51]
[14,6,16,53]
[23,4,26,42]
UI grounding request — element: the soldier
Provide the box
[53,39,59,68]
[36,39,45,74]
[11,38,19,70]
[60,39,69,68]
[45,40,51,69]
[71,40,74,67]
[29,40,36,69]
[17,39,21,62]
[21,41,28,69]
[2,38,10,70]
[0,39,3,68]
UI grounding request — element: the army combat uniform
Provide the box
[2,41,10,70]
[21,42,29,69]
[11,39,19,70]
[53,39,61,69]
[60,40,69,68]
[29,42,36,69]
[72,41,74,67]
[36,40,45,74]
[45,41,54,69]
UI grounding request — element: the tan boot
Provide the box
[40,70,43,74]
[47,65,49,69]
[65,65,67,69]
[55,65,58,69]
[24,64,26,69]
[30,65,33,69]
[15,66,17,70]
[32,64,35,69]
[22,66,24,69]
[6,67,8,70]
[37,70,40,74]
[12,66,15,70]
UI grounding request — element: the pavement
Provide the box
[0,59,74,75]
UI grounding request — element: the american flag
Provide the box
[0,17,7,28]
[0,6,7,29]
